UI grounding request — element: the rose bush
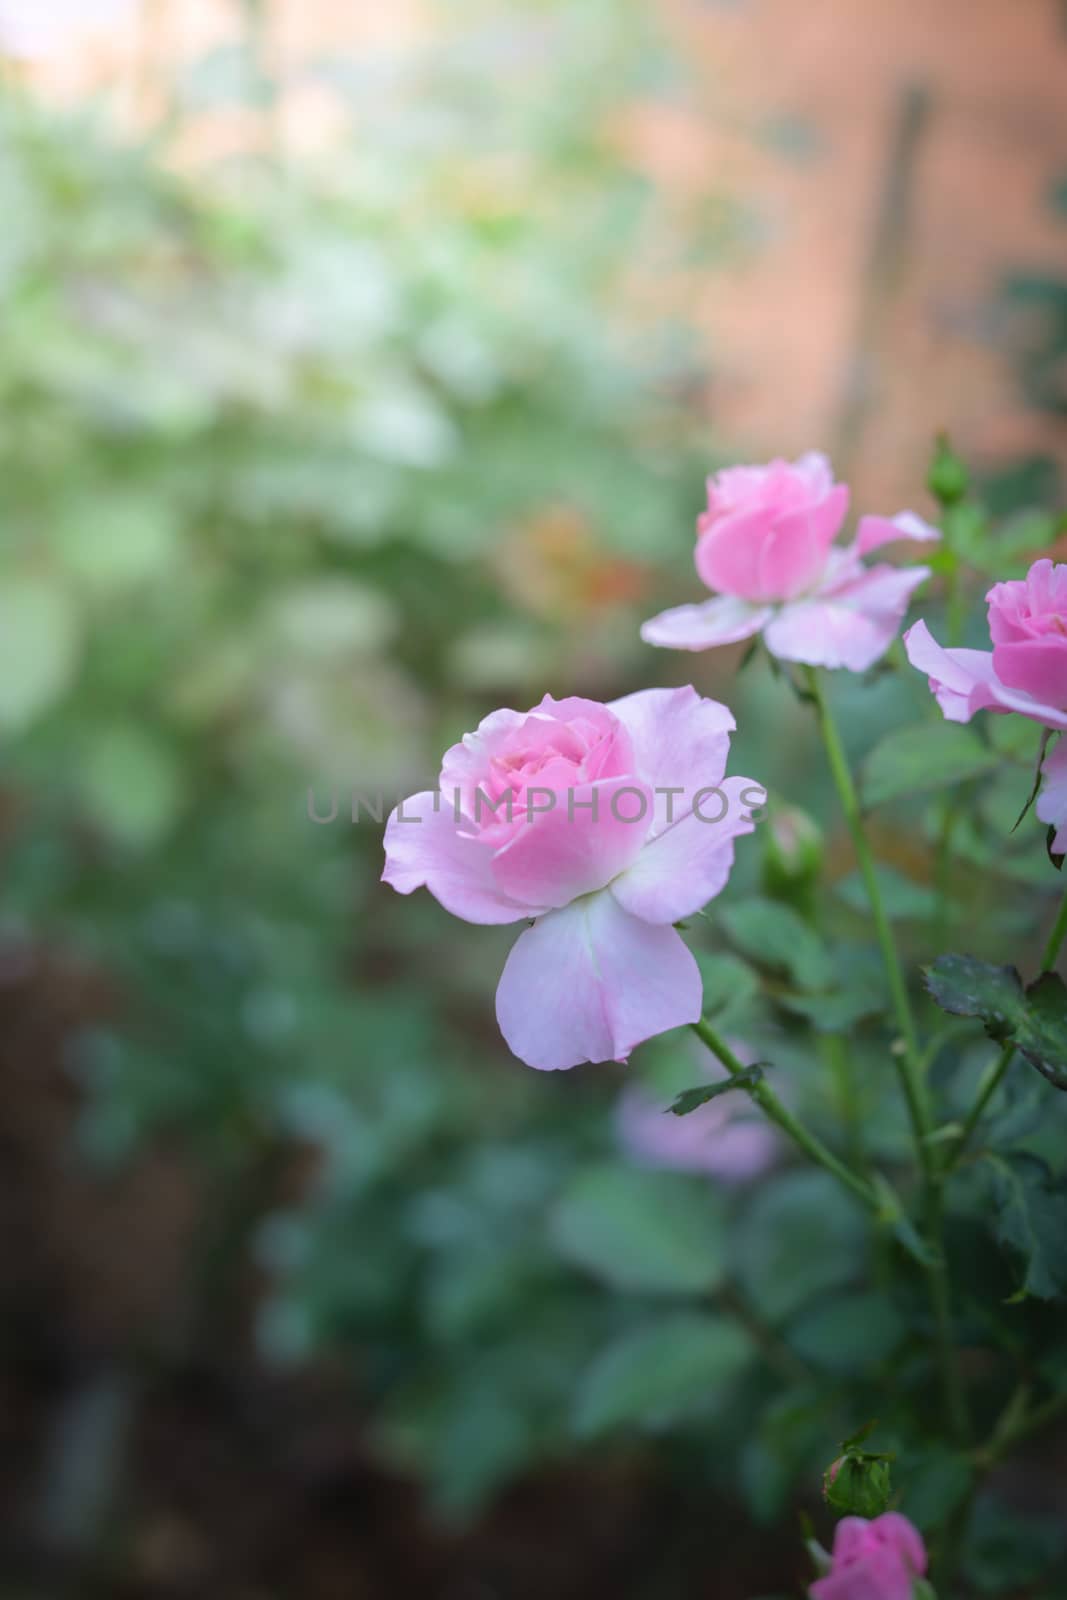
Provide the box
[378,440,1067,1591]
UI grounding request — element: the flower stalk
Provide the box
[691,1016,878,1213]
[803,666,969,1443]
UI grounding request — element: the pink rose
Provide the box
[988,559,1067,704]
[641,452,938,672]
[382,689,763,1071]
[810,1513,928,1600]
[615,1037,779,1183]
[905,558,1067,851]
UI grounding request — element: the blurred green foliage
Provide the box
[0,0,724,1526]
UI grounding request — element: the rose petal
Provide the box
[495,892,702,1071]
[383,791,545,924]
[608,684,736,835]
[830,1518,879,1565]
[904,621,1067,730]
[610,774,764,923]
[874,1513,928,1577]
[695,495,846,602]
[640,595,773,651]
[855,510,941,558]
[489,774,651,910]
[763,564,931,671]
[1037,737,1067,855]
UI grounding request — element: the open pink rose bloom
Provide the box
[905,557,1067,851]
[641,452,938,672]
[810,1512,927,1600]
[382,688,763,1070]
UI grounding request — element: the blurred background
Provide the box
[0,2,1065,1597]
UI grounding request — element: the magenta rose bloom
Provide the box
[905,558,1067,851]
[810,1513,927,1600]
[641,452,938,672]
[382,689,763,1071]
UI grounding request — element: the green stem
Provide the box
[823,1032,867,1175]
[945,559,967,651]
[947,1044,1015,1170]
[1041,886,1067,973]
[947,884,1067,1172]
[692,1017,878,1212]
[804,668,927,1145]
[804,667,969,1442]
[923,1183,969,1441]
[974,1384,1067,1469]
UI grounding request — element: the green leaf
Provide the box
[923,956,1067,1090]
[77,724,186,848]
[1011,728,1055,831]
[718,898,833,991]
[788,1291,906,1373]
[780,987,884,1030]
[780,948,886,1031]
[573,1313,751,1436]
[0,578,81,732]
[730,1170,867,1323]
[551,1164,727,1297]
[1021,973,1067,1087]
[861,723,998,809]
[898,1446,973,1532]
[835,865,936,922]
[924,954,1022,1029]
[669,1066,764,1116]
[693,950,760,1028]
[982,1153,1067,1300]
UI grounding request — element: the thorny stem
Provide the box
[691,1017,877,1212]
[1040,883,1067,974]
[947,883,1067,1171]
[804,670,925,1128]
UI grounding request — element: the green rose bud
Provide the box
[761,803,824,916]
[927,433,969,508]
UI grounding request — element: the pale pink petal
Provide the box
[855,510,941,558]
[875,1513,927,1577]
[439,707,528,818]
[794,450,836,493]
[1037,737,1067,854]
[439,696,626,818]
[495,893,702,1071]
[608,684,735,835]
[904,621,1067,730]
[763,564,931,671]
[640,595,772,651]
[994,637,1067,706]
[805,481,851,548]
[695,497,846,602]
[382,792,545,924]
[610,775,764,923]
[489,775,650,910]
[694,505,780,597]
